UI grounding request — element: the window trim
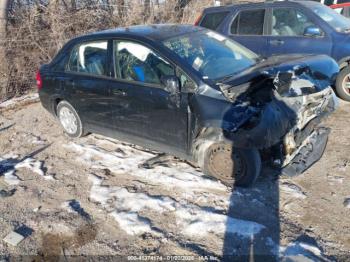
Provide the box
[267,7,326,38]
[65,39,110,77]
[228,8,268,36]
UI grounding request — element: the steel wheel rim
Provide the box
[342,73,350,94]
[208,144,246,183]
[59,107,78,134]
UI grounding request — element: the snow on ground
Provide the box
[280,182,307,199]
[89,174,265,239]
[0,154,53,184]
[1,95,347,258]
[280,241,329,261]
[67,142,227,192]
[65,136,336,259]
[0,93,39,108]
[69,138,266,247]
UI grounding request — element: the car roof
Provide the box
[202,0,322,12]
[78,24,204,42]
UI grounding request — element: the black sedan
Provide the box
[38,24,338,187]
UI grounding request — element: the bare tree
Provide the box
[0,0,213,99]
[175,0,192,21]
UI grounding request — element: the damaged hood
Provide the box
[218,54,339,100]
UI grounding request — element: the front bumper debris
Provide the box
[281,127,330,176]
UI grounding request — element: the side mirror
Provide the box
[304,26,322,37]
[161,75,180,94]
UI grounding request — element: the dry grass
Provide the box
[0,0,213,100]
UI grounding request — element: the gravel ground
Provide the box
[0,93,349,261]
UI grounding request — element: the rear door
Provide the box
[63,39,115,132]
[266,7,332,56]
[228,8,269,57]
[109,39,189,152]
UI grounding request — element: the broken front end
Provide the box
[219,55,339,176]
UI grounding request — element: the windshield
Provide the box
[309,4,350,32]
[162,30,259,80]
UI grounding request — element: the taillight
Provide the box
[194,13,203,26]
[36,70,43,90]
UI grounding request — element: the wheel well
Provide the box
[53,98,62,116]
[339,60,350,70]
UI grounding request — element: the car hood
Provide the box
[217,54,339,100]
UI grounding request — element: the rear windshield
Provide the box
[200,11,230,30]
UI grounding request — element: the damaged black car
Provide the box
[38,25,339,187]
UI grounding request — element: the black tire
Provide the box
[56,101,85,138]
[336,66,350,102]
[202,142,261,187]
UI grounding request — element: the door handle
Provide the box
[112,89,127,96]
[270,39,284,46]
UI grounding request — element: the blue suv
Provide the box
[196,0,350,101]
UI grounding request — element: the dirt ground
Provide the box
[0,93,349,261]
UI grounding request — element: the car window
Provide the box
[272,8,319,36]
[67,41,108,76]
[200,11,230,30]
[176,67,196,91]
[333,7,345,14]
[114,40,174,85]
[163,30,259,80]
[307,3,350,32]
[231,9,265,35]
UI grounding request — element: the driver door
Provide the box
[109,40,189,152]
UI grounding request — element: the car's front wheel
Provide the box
[202,142,261,187]
[57,101,85,138]
[336,66,350,102]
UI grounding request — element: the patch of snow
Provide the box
[88,174,265,238]
[3,171,20,185]
[61,201,76,213]
[110,212,153,235]
[0,93,39,108]
[0,156,53,181]
[281,241,326,261]
[176,206,264,237]
[16,158,46,178]
[280,182,306,199]
[327,174,344,184]
[68,142,227,192]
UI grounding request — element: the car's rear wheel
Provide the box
[202,142,261,187]
[57,101,85,138]
[336,66,350,102]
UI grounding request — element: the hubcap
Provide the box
[59,107,78,134]
[342,73,350,94]
[208,144,246,183]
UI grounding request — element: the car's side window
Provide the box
[272,8,321,36]
[113,40,175,85]
[231,9,265,35]
[200,11,230,30]
[67,41,108,76]
[176,67,197,92]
